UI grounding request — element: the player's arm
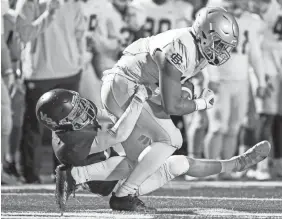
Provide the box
[152,42,214,116]
[94,85,148,152]
[16,0,59,43]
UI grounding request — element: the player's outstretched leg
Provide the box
[55,164,76,216]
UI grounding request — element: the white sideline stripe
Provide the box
[1,212,153,218]
[2,192,282,201]
[1,181,282,191]
[2,209,282,218]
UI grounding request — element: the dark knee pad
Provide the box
[272,115,282,158]
[258,114,275,141]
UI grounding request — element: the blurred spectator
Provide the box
[250,0,282,180]
[16,0,86,183]
[79,0,133,109]
[78,0,105,109]
[130,0,193,38]
[2,0,25,182]
[204,0,269,180]
[1,0,18,184]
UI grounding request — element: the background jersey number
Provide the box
[88,14,97,31]
[273,16,282,41]
[143,17,171,36]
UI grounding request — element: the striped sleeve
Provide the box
[161,39,189,75]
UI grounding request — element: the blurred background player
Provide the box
[16,0,86,183]
[130,0,193,38]
[79,0,106,109]
[1,0,19,184]
[2,0,25,183]
[80,0,134,110]
[204,0,270,180]
[248,0,282,180]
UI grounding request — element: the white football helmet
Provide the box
[192,7,239,66]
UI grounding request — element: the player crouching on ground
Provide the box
[36,87,271,214]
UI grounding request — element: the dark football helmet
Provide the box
[36,89,99,131]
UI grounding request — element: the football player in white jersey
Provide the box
[249,0,282,179]
[79,0,106,108]
[100,7,240,211]
[204,0,270,179]
[129,0,194,38]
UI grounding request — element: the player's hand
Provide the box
[194,88,215,111]
[48,0,60,15]
[134,84,150,103]
[256,85,273,99]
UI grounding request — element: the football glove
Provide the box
[193,88,215,111]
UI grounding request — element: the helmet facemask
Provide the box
[200,31,237,66]
[60,92,99,131]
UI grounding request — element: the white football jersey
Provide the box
[130,0,193,37]
[213,12,264,81]
[114,28,207,90]
[82,0,106,63]
[82,1,132,64]
[261,0,282,74]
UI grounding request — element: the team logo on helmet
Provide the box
[39,111,58,129]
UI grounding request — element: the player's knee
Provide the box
[166,155,190,177]
[169,128,183,149]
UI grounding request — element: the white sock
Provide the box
[115,182,138,197]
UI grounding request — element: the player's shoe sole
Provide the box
[55,164,76,215]
[235,141,271,172]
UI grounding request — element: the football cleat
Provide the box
[109,193,157,213]
[234,141,271,172]
[55,164,76,216]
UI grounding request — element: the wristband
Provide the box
[193,99,207,111]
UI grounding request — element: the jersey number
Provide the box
[144,17,172,36]
[88,14,97,31]
[273,16,282,41]
[232,30,249,54]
